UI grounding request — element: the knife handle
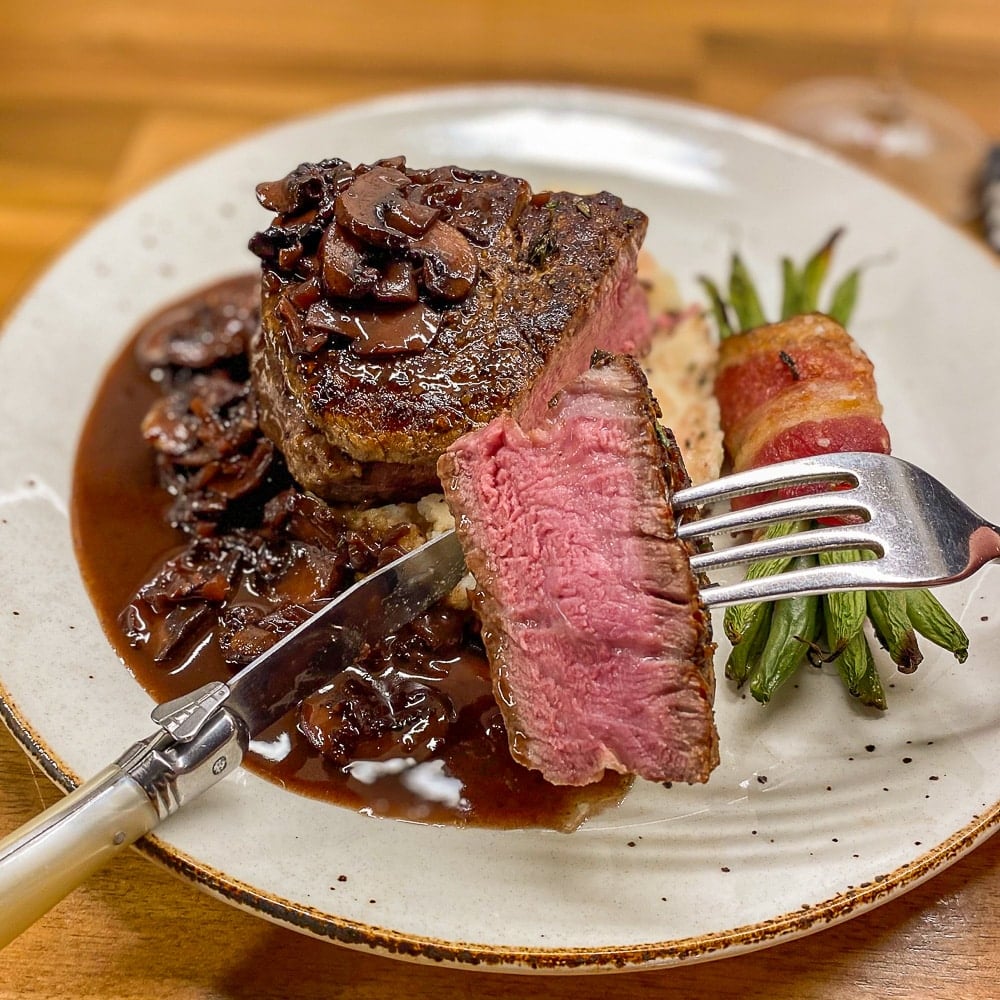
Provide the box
[0,697,245,950]
[0,763,159,949]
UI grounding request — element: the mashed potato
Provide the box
[637,252,723,486]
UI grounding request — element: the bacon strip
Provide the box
[715,313,890,504]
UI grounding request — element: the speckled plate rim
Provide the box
[4,685,998,973]
[1,82,999,973]
[131,809,1000,971]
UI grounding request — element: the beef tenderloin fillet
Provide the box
[249,158,652,502]
[438,353,719,787]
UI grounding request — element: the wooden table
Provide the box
[2,3,999,996]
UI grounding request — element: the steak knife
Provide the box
[0,530,466,949]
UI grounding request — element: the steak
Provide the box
[438,353,719,786]
[248,157,652,502]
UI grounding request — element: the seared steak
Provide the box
[438,353,719,786]
[248,158,652,501]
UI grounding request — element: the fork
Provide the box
[672,452,1000,608]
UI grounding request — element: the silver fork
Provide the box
[672,452,1000,608]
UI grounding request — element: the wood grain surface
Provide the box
[2,2,1000,996]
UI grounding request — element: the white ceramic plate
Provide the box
[2,85,999,973]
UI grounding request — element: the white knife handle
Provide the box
[0,693,245,950]
[0,764,159,949]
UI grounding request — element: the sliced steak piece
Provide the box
[438,353,719,787]
[248,158,652,502]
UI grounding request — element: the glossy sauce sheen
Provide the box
[71,276,631,829]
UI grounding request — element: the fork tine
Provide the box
[676,451,998,605]
[700,560,891,608]
[673,454,859,510]
[689,523,881,574]
[677,489,867,541]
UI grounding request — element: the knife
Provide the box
[0,529,466,949]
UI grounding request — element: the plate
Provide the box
[2,84,1000,973]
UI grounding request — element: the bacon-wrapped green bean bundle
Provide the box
[702,235,967,706]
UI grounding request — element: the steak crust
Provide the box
[249,158,651,501]
[438,353,719,787]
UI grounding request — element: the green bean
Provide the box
[725,601,773,686]
[905,588,969,663]
[818,549,867,653]
[800,228,843,311]
[780,257,803,320]
[698,275,735,339]
[724,595,769,652]
[826,612,862,694]
[866,587,923,673]
[723,520,810,644]
[840,630,887,709]
[827,267,860,326]
[749,557,822,703]
[706,228,861,339]
[728,253,767,331]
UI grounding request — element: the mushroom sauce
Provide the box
[71,274,632,830]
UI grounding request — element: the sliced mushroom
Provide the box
[284,278,323,311]
[410,221,478,301]
[373,259,419,304]
[255,163,327,215]
[334,166,412,248]
[382,196,440,238]
[278,296,327,354]
[313,303,442,356]
[133,275,258,370]
[140,372,252,465]
[320,224,378,299]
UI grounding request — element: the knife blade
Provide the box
[0,529,467,949]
